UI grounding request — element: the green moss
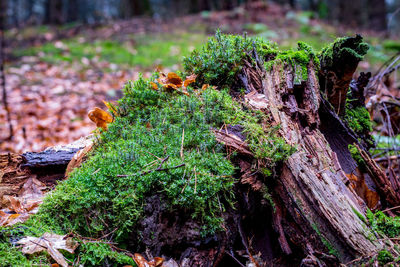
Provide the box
[348,144,366,169]
[0,216,135,266]
[383,40,400,52]
[0,242,32,267]
[77,242,136,266]
[4,33,298,263]
[351,206,368,224]
[14,32,206,70]
[183,30,277,89]
[378,249,394,265]
[311,223,339,258]
[264,41,319,82]
[38,77,239,239]
[345,105,372,135]
[319,35,369,69]
[367,209,400,238]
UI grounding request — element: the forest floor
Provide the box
[1,1,399,153]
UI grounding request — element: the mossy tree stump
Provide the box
[4,33,400,266]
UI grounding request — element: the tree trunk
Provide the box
[367,0,387,31]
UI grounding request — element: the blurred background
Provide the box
[0,0,399,154]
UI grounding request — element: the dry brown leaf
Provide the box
[17,233,78,267]
[9,196,24,213]
[0,177,45,226]
[88,107,113,130]
[201,84,209,91]
[133,253,149,267]
[66,142,94,177]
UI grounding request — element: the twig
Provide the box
[375,155,400,163]
[225,251,245,267]
[381,205,400,214]
[237,217,260,267]
[181,171,194,193]
[117,156,185,177]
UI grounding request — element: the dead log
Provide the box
[215,36,396,264]
[0,136,92,198]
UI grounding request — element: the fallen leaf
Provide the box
[166,72,183,87]
[201,84,209,91]
[183,74,196,87]
[0,177,45,226]
[133,253,165,267]
[150,82,158,90]
[17,233,78,267]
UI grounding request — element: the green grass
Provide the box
[14,32,207,70]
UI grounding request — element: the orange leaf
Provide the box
[150,82,158,90]
[151,257,164,267]
[201,84,209,91]
[9,196,24,213]
[167,72,183,87]
[88,107,113,130]
[183,74,197,87]
[133,253,149,267]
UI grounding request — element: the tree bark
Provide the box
[213,37,398,264]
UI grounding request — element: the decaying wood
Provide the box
[213,129,253,157]
[0,153,29,199]
[356,144,400,207]
[319,35,367,117]
[0,136,92,200]
[221,51,390,264]
[22,148,81,170]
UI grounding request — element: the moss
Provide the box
[378,249,394,265]
[351,206,367,224]
[367,209,400,238]
[77,242,136,266]
[383,40,400,52]
[311,223,339,258]
[319,35,369,69]
[264,41,319,82]
[2,33,298,263]
[183,30,277,89]
[348,144,367,171]
[35,71,294,249]
[38,78,239,239]
[345,105,372,135]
